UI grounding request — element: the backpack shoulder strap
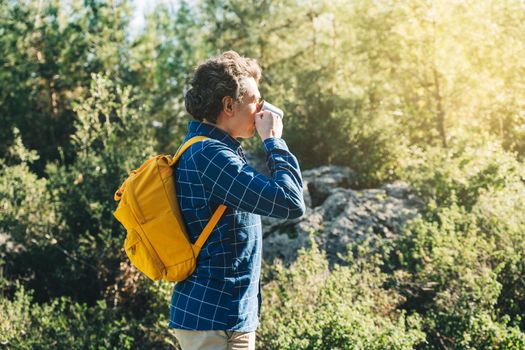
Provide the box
[169,135,227,254]
[193,204,227,253]
[169,135,210,167]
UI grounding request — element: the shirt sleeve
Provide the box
[197,138,306,219]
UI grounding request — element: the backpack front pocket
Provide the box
[141,211,195,267]
[124,228,164,281]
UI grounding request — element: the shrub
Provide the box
[391,202,525,349]
[399,140,524,210]
[386,139,525,348]
[0,278,177,349]
[258,241,425,349]
[0,281,134,349]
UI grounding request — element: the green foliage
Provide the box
[391,202,525,349]
[42,73,155,303]
[0,48,174,350]
[0,283,132,349]
[0,280,177,349]
[0,130,65,305]
[399,140,525,209]
[389,140,525,348]
[128,1,210,152]
[259,241,425,349]
[0,129,59,251]
[473,182,525,330]
[0,0,135,171]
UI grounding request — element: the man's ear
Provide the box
[222,96,235,115]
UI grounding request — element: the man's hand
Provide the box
[255,110,283,141]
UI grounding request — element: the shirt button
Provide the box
[237,148,247,162]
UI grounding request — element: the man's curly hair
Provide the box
[184,51,262,124]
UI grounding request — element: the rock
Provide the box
[382,181,411,199]
[302,182,312,208]
[262,168,422,266]
[262,229,312,265]
[262,207,324,264]
[261,214,303,239]
[302,166,356,207]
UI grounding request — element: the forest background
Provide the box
[1,0,525,349]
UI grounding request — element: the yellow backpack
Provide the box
[113,136,226,282]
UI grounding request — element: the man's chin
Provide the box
[242,129,256,139]
[236,132,255,140]
[237,127,256,138]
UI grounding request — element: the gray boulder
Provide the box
[263,178,423,266]
[302,166,357,207]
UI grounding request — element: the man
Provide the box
[169,51,306,350]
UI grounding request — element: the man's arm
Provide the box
[197,138,305,219]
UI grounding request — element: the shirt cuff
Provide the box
[263,137,289,153]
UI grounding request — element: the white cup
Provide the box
[260,100,284,119]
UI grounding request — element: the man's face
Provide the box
[228,77,261,139]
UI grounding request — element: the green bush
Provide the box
[473,181,525,328]
[259,241,425,349]
[0,129,59,250]
[1,281,133,349]
[399,140,524,209]
[384,140,525,348]
[265,67,404,188]
[0,279,177,349]
[390,202,525,349]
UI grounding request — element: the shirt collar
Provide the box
[186,120,241,151]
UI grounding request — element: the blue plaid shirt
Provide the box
[168,120,305,332]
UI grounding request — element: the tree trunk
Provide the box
[432,67,447,148]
